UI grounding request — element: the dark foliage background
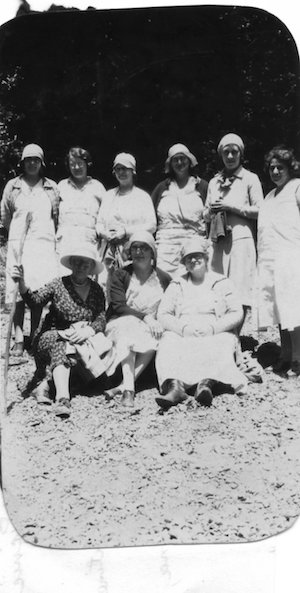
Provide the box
[0,5,299,194]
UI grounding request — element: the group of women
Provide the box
[1,134,300,417]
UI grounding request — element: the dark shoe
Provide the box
[55,398,71,418]
[290,360,300,376]
[103,386,122,401]
[198,378,234,396]
[273,358,291,373]
[120,390,135,408]
[155,379,187,411]
[194,381,213,407]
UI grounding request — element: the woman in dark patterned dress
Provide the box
[12,245,106,417]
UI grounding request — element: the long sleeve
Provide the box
[295,181,300,211]
[0,179,15,231]
[97,188,157,240]
[91,180,107,240]
[22,277,59,308]
[213,278,243,333]
[47,180,61,232]
[96,192,115,239]
[226,173,264,219]
[151,180,167,216]
[108,269,145,320]
[157,281,185,335]
[196,178,209,205]
[124,191,157,236]
[202,180,214,222]
[203,170,264,222]
[90,284,106,333]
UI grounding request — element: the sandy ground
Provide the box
[1,307,300,550]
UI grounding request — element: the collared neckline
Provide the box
[218,165,244,180]
[11,174,54,190]
[68,176,92,189]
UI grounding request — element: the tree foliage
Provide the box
[0,6,299,193]
[0,67,24,189]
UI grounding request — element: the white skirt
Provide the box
[156,331,247,393]
[105,315,159,376]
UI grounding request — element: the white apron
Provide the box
[257,179,300,330]
[5,179,59,303]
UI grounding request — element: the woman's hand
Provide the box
[182,324,196,337]
[144,315,163,339]
[67,325,95,345]
[183,321,215,337]
[107,225,126,242]
[10,264,27,294]
[11,264,23,281]
[210,199,231,213]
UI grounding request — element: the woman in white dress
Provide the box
[96,152,156,298]
[57,146,106,271]
[203,133,264,329]
[104,231,171,408]
[151,143,208,276]
[155,236,247,410]
[1,144,60,357]
[257,146,300,374]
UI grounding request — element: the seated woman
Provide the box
[12,245,107,418]
[105,231,171,408]
[155,237,247,411]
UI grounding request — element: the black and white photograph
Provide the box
[0,0,300,589]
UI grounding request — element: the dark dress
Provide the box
[23,276,106,381]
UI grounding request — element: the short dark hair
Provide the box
[264,145,300,177]
[65,146,92,174]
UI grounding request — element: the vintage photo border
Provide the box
[0,0,300,591]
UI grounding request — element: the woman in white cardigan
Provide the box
[155,237,247,410]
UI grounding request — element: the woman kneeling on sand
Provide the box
[155,237,247,410]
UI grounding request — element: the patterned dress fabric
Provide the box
[23,276,106,380]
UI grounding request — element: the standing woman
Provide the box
[257,146,300,373]
[203,133,264,327]
[1,144,60,357]
[151,143,208,276]
[97,153,156,267]
[96,153,156,296]
[57,146,106,265]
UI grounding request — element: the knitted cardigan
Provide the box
[151,176,208,217]
[106,263,171,322]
